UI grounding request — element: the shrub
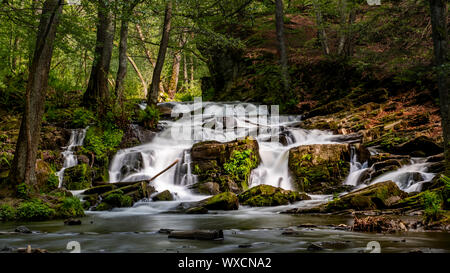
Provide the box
[16,183,30,199]
[17,199,55,221]
[56,197,85,218]
[224,149,258,190]
[0,204,16,221]
[82,127,123,165]
[138,105,160,129]
[423,191,443,223]
[72,108,94,128]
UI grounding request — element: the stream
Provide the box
[1,101,449,253]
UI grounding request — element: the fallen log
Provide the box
[168,229,224,240]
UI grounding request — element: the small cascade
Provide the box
[56,127,88,188]
[370,158,435,193]
[343,145,369,186]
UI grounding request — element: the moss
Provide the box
[95,190,133,210]
[152,190,173,201]
[203,192,239,210]
[42,172,59,193]
[55,197,85,218]
[223,149,259,191]
[62,164,92,190]
[238,185,311,207]
[0,204,16,221]
[16,199,56,221]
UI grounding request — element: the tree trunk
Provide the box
[183,53,188,87]
[429,0,449,174]
[127,54,148,97]
[83,0,115,114]
[337,0,347,55]
[115,1,139,102]
[190,54,194,85]
[9,0,63,188]
[312,0,330,55]
[275,0,290,92]
[148,0,172,106]
[168,49,181,99]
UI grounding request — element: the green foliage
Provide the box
[17,199,55,221]
[72,108,94,128]
[62,164,91,190]
[0,204,16,221]
[16,183,30,199]
[82,127,123,165]
[56,196,84,218]
[423,191,443,223]
[138,105,160,129]
[174,83,202,102]
[102,190,133,208]
[224,149,258,190]
[43,172,59,193]
[439,175,450,208]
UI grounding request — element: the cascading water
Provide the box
[343,145,369,186]
[108,101,348,202]
[56,127,88,188]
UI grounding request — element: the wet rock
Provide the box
[297,224,317,228]
[186,207,208,214]
[77,154,90,165]
[307,243,323,251]
[320,241,351,249]
[200,192,239,210]
[158,228,174,234]
[288,144,351,193]
[93,182,155,210]
[352,215,408,233]
[427,161,444,173]
[238,244,252,248]
[426,153,444,163]
[238,185,311,207]
[168,230,224,240]
[17,246,48,253]
[15,226,31,234]
[64,219,82,225]
[189,182,221,195]
[62,164,92,190]
[392,136,443,157]
[369,153,410,166]
[152,190,174,201]
[83,184,117,195]
[191,138,260,192]
[281,228,304,236]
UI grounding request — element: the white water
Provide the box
[56,128,88,188]
[108,102,344,201]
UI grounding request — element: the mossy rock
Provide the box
[238,185,311,207]
[288,144,351,193]
[83,184,117,195]
[200,192,239,210]
[54,196,85,218]
[152,190,174,201]
[93,182,155,211]
[62,164,92,190]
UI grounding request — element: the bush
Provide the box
[423,191,443,223]
[82,127,123,165]
[0,204,16,221]
[56,197,84,218]
[138,105,160,129]
[17,199,55,221]
[16,183,30,199]
[103,190,133,208]
[71,108,94,128]
[224,149,258,190]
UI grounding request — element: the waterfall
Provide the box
[343,145,369,186]
[56,127,88,188]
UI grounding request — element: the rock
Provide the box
[392,136,443,157]
[408,113,430,127]
[168,230,224,240]
[320,241,351,249]
[158,228,174,234]
[238,185,311,207]
[64,219,82,225]
[200,192,239,210]
[62,164,92,190]
[281,228,303,236]
[352,216,408,233]
[307,243,323,251]
[285,181,407,214]
[83,184,117,195]
[15,226,31,234]
[152,190,174,201]
[427,161,444,173]
[191,138,260,192]
[186,207,208,214]
[189,182,221,195]
[94,182,155,210]
[35,159,53,190]
[288,144,351,193]
[77,155,90,165]
[369,153,410,166]
[426,153,444,163]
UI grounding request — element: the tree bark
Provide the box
[115,1,139,102]
[9,0,63,188]
[275,0,290,92]
[127,54,148,97]
[337,0,347,55]
[83,0,115,114]
[183,53,188,87]
[168,49,181,98]
[312,0,330,55]
[190,54,194,85]
[148,0,172,106]
[429,0,449,174]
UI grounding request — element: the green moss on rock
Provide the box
[201,192,239,210]
[238,185,311,207]
[62,164,92,190]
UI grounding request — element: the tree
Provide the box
[429,0,449,174]
[83,0,115,114]
[115,0,140,102]
[148,0,172,106]
[275,0,290,92]
[312,0,330,55]
[9,0,63,188]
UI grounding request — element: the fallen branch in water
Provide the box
[148,159,179,183]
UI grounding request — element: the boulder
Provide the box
[284,181,407,214]
[189,182,221,195]
[191,138,260,192]
[238,185,311,207]
[35,159,53,190]
[200,192,239,210]
[62,164,92,190]
[152,190,174,201]
[392,136,443,157]
[288,144,351,193]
